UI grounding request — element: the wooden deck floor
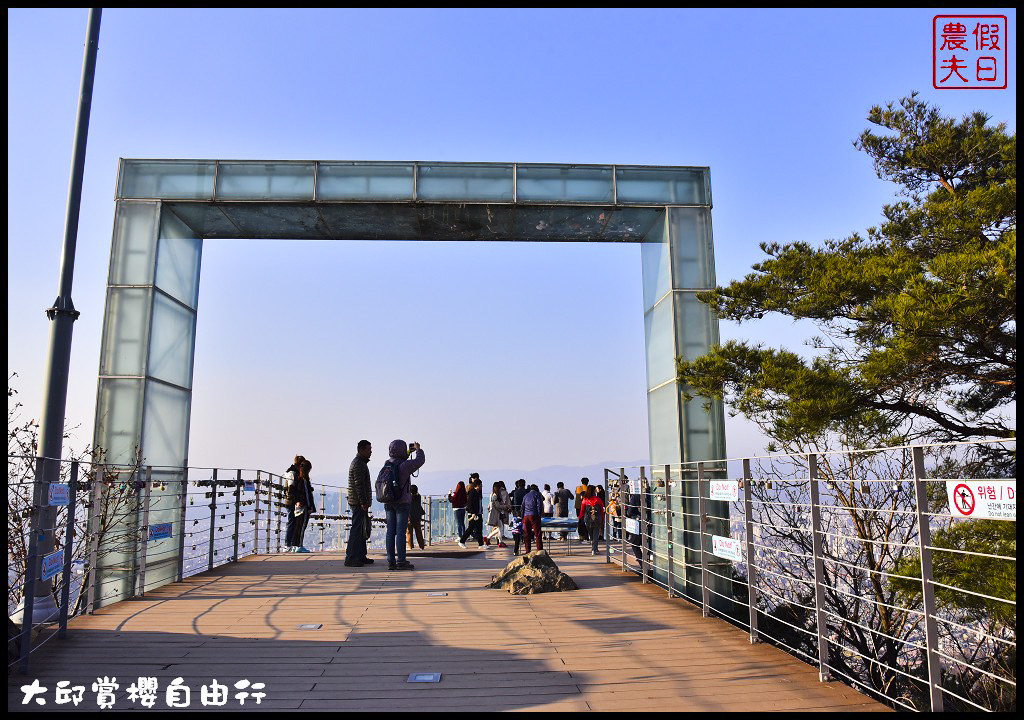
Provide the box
[9,543,887,712]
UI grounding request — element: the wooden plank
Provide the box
[8,548,889,713]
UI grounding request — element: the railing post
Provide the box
[175,467,188,579]
[639,466,648,585]
[254,470,262,553]
[742,458,759,644]
[208,469,218,572]
[342,491,350,554]
[129,468,142,598]
[266,473,274,553]
[697,461,709,617]
[136,466,152,596]
[86,463,103,614]
[807,453,830,682]
[913,445,944,711]
[233,470,242,561]
[275,475,283,553]
[58,461,79,638]
[664,464,674,597]
[18,457,46,673]
[619,468,627,572]
[427,496,432,547]
[320,485,326,551]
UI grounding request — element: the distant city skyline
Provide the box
[7,8,1016,476]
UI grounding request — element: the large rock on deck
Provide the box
[488,550,578,594]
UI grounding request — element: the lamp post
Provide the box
[28,7,102,622]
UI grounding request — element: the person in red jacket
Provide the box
[579,484,605,555]
[449,479,468,540]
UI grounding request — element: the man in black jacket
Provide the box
[345,440,374,567]
[457,478,484,547]
[511,479,529,519]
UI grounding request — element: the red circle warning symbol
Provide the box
[953,483,975,516]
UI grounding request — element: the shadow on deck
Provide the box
[8,543,888,712]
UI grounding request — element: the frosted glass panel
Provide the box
[669,207,713,289]
[318,162,414,200]
[640,213,669,310]
[99,288,151,377]
[644,297,676,389]
[648,383,680,466]
[119,161,215,199]
[216,163,315,200]
[156,210,202,308]
[142,381,190,468]
[516,165,613,203]
[616,167,707,204]
[149,293,196,389]
[417,164,514,201]
[683,397,721,462]
[95,378,144,466]
[674,292,717,361]
[109,202,159,286]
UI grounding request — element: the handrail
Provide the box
[8,438,1016,713]
[602,438,1016,713]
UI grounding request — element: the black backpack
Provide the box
[375,460,400,504]
[584,502,600,528]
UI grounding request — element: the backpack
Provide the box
[584,502,600,528]
[375,460,400,504]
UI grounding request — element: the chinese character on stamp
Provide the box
[934,15,1008,89]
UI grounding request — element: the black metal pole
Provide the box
[33,8,102,608]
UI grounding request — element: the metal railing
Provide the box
[7,457,442,673]
[604,439,1016,712]
[10,439,1014,712]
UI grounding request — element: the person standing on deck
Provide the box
[284,455,306,552]
[345,441,374,567]
[408,484,426,550]
[521,483,545,553]
[486,481,510,548]
[458,478,484,548]
[580,484,605,555]
[541,483,554,541]
[511,478,529,519]
[574,477,591,542]
[449,478,469,540]
[382,440,425,571]
[553,482,573,540]
[292,459,316,553]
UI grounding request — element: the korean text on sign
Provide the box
[946,480,1016,521]
[933,15,1008,89]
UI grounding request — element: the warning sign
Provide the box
[946,480,1015,521]
[709,480,739,502]
[712,535,743,562]
[48,483,70,506]
[41,550,64,581]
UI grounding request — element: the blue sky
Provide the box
[7,9,1016,479]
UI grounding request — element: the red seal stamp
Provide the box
[934,15,1008,89]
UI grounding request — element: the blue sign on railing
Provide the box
[244,480,254,492]
[48,483,70,506]
[149,523,173,541]
[41,550,64,580]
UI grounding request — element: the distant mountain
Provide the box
[310,459,648,498]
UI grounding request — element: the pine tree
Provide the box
[678,93,1015,446]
